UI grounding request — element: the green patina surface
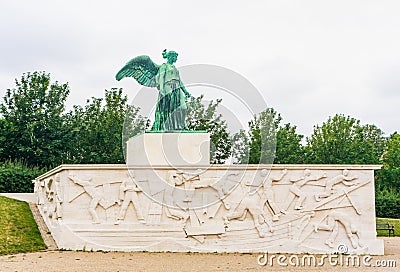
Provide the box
[116,50,193,132]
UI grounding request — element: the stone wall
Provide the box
[34,164,383,254]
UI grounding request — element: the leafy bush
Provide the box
[375,166,400,219]
[375,189,400,219]
[0,160,46,193]
[375,168,400,191]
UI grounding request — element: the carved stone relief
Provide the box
[33,165,383,254]
[115,172,145,225]
[67,174,120,224]
[314,210,364,249]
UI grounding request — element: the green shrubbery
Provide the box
[375,189,400,219]
[376,168,400,191]
[375,133,400,219]
[0,160,46,193]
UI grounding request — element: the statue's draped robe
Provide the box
[152,63,188,131]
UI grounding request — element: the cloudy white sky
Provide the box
[0,1,399,137]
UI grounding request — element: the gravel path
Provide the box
[0,238,398,272]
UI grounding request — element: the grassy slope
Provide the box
[376,217,400,237]
[0,196,46,255]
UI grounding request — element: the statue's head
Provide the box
[162,49,178,63]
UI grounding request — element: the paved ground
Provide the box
[0,237,399,272]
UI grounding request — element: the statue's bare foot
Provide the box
[269,226,274,233]
[313,223,319,233]
[223,216,229,226]
[350,236,359,249]
[221,200,230,210]
[257,229,265,238]
[325,240,334,248]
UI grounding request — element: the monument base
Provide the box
[34,164,384,255]
[126,132,210,167]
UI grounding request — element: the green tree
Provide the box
[375,189,400,219]
[0,117,7,157]
[275,123,305,164]
[122,103,151,159]
[382,132,400,169]
[247,108,281,164]
[231,108,305,165]
[306,114,386,164]
[0,160,47,193]
[186,95,231,164]
[66,88,148,164]
[375,132,400,194]
[231,129,250,164]
[0,72,70,167]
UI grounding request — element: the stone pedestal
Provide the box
[126,132,210,167]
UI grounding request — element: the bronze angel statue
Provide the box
[116,50,192,131]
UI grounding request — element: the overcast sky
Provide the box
[0,1,399,137]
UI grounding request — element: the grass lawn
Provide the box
[376,217,400,237]
[0,196,46,255]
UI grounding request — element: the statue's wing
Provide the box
[116,55,160,87]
